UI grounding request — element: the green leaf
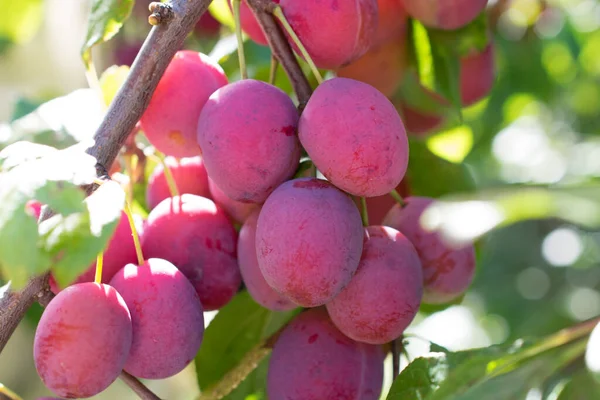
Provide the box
[406,140,475,198]
[99,65,130,107]
[557,370,600,400]
[46,181,125,288]
[195,291,298,392]
[0,0,43,44]
[388,323,590,400]
[209,0,235,31]
[81,0,134,66]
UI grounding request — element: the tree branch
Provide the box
[0,0,213,398]
[245,0,312,109]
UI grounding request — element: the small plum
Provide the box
[402,0,488,30]
[34,283,132,399]
[146,156,210,210]
[109,258,204,379]
[299,77,408,197]
[255,178,364,307]
[460,43,496,106]
[141,194,240,311]
[267,308,384,400]
[383,196,476,304]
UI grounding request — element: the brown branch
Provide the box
[120,371,162,400]
[391,338,400,377]
[245,0,312,109]
[0,0,213,398]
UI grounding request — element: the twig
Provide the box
[120,371,162,400]
[245,0,312,109]
[0,0,213,398]
[391,339,400,377]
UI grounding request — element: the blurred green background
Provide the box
[2,0,600,399]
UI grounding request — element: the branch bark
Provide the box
[246,0,312,108]
[0,0,213,397]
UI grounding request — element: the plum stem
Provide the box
[391,338,400,377]
[232,0,248,79]
[125,201,145,266]
[272,6,323,84]
[389,189,407,208]
[360,197,369,227]
[94,252,104,284]
[269,54,279,85]
[153,153,180,198]
[0,383,23,400]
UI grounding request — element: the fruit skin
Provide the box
[49,211,138,293]
[109,258,204,379]
[238,209,296,311]
[140,50,227,158]
[141,194,241,311]
[336,34,408,98]
[402,0,488,30]
[460,43,496,106]
[34,283,132,399]
[197,79,301,204]
[146,155,210,211]
[208,177,259,224]
[383,196,476,304]
[255,178,364,307]
[326,226,423,344]
[299,77,408,197]
[279,0,379,70]
[373,0,408,46]
[267,308,384,400]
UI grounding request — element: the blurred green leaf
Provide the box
[0,0,43,45]
[209,0,235,31]
[557,370,600,400]
[195,291,298,393]
[81,0,134,66]
[99,65,130,107]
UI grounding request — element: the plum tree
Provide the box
[336,34,408,98]
[141,194,241,311]
[383,196,476,304]
[238,209,296,311]
[402,0,488,30]
[109,258,204,379]
[49,211,138,293]
[208,177,259,224]
[140,50,227,158]
[267,308,384,400]
[255,178,364,307]
[299,77,408,197]
[34,283,132,399]
[326,226,423,344]
[197,79,301,203]
[460,43,496,106]
[146,155,210,210]
[278,0,379,70]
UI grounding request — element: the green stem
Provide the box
[389,189,407,208]
[151,153,180,198]
[233,0,248,79]
[0,383,23,400]
[269,54,279,85]
[360,197,369,227]
[124,201,145,266]
[94,252,104,284]
[272,6,323,84]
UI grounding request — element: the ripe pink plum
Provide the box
[109,258,204,379]
[238,209,296,311]
[229,0,281,46]
[373,0,408,46]
[267,308,384,400]
[279,0,379,70]
[34,283,132,399]
[208,177,259,224]
[197,79,301,203]
[299,77,408,197]
[49,210,138,293]
[460,43,496,106]
[383,196,476,304]
[326,226,423,344]
[336,34,408,98]
[398,103,446,137]
[146,155,210,210]
[402,0,488,30]
[141,194,240,311]
[140,50,227,158]
[256,178,364,307]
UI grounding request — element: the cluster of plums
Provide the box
[32,0,490,398]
